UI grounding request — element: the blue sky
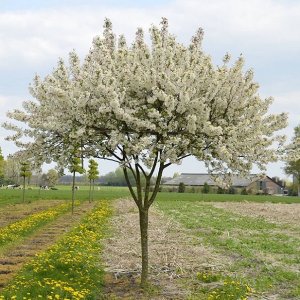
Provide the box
[0,0,299,178]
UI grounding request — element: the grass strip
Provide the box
[0,202,78,251]
[0,201,112,300]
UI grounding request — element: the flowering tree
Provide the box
[285,124,300,196]
[3,18,287,286]
[46,169,59,187]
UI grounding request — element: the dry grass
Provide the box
[101,199,232,299]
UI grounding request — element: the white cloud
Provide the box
[0,8,156,67]
[168,0,300,44]
[0,0,299,65]
[272,91,300,135]
[0,96,7,107]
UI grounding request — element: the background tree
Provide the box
[202,182,210,194]
[69,156,85,214]
[285,124,300,196]
[173,172,180,178]
[4,155,20,184]
[3,19,287,287]
[46,169,59,187]
[178,182,185,193]
[102,167,146,186]
[87,159,99,202]
[20,162,31,203]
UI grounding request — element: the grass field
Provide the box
[0,186,130,207]
[1,185,300,206]
[156,198,300,299]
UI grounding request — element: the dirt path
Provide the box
[101,199,231,299]
[0,200,63,228]
[0,201,96,289]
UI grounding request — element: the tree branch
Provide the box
[135,162,143,205]
[147,162,165,208]
[123,167,140,209]
[95,156,120,164]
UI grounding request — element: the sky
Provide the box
[0,0,299,178]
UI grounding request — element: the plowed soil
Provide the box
[212,202,300,226]
[0,200,63,228]
[0,201,96,289]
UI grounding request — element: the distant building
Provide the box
[163,173,284,195]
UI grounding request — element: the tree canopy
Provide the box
[46,169,59,186]
[87,159,99,181]
[4,18,287,184]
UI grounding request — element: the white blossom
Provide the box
[3,18,287,180]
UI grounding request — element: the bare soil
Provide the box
[211,202,300,227]
[0,201,96,289]
[101,199,232,299]
[0,200,63,228]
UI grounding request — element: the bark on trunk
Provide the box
[122,160,164,288]
[92,179,95,201]
[139,207,149,288]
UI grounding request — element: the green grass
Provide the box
[156,199,300,299]
[0,186,130,207]
[1,187,299,208]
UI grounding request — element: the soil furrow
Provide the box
[0,201,96,289]
[0,200,63,228]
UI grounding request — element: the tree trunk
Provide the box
[298,184,300,197]
[89,179,92,203]
[92,179,95,201]
[122,162,164,288]
[22,176,26,203]
[139,207,149,288]
[71,171,76,214]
